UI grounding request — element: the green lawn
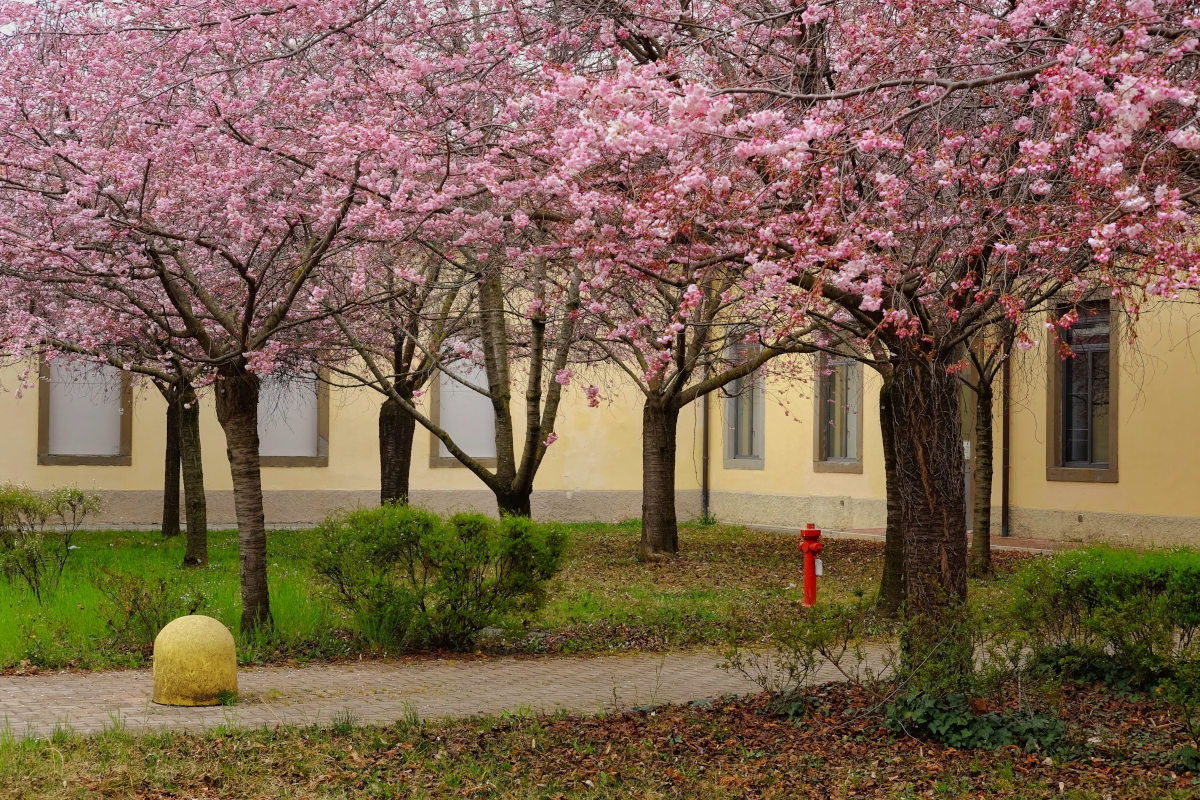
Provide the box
[0,528,354,671]
[516,521,891,652]
[0,520,1035,670]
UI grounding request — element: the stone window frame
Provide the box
[812,353,864,474]
[1046,300,1119,484]
[428,366,498,469]
[37,359,133,466]
[722,340,767,471]
[258,371,330,468]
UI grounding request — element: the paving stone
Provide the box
[0,651,749,737]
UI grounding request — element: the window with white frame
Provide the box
[258,371,328,466]
[38,359,131,465]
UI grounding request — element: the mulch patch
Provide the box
[407,681,1195,798]
[11,674,1193,798]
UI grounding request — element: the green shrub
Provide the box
[92,568,208,651]
[725,593,1066,749]
[1161,660,1200,766]
[1010,548,1200,687]
[723,594,897,701]
[312,505,566,650]
[885,691,1065,751]
[0,485,100,602]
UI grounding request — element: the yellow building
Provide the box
[2,298,1198,547]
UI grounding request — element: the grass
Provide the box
[0,682,1193,799]
[505,520,892,652]
[0,528,355,671]
[0,520,1036,670]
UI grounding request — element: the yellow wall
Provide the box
[3,297,1199,543]
[1006,298,1200,519]
[708,363,886,501]
[0,364,702,496]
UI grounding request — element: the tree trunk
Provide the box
[968,384,995,579]
[179,386,208,567]
[876,375,906,617]
[496,489,532,518]
[379,396,416,505]
[639,400,680,561]
[214,367,272,632]
[161,394,182,539]
[888,351,971,679]
[888,352,968,618]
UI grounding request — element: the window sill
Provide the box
[722,456,764,471]
[1046,465,1118,483]
[430,456,498,469]
[261,456,329,468]
[813,459,863,474]
[38,454,131,467]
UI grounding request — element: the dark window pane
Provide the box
[1059,302,1111,467]
[1062,356,1090,463]
[821,359,858,461]
[1091,352,1110,464]
[730,341,761,460]
[735,376,755,457]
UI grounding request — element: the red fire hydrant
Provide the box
[798,523,823,607]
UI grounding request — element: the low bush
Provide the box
[312,505,567,650]
[1161,660,1200,769]
[725,593,1066,750]
[723,594,897,702]
[885,690,1065,751]
[1010,548,1200,687]
[92,568,208,651]
[0,485,100,602]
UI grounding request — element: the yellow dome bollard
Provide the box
[152,615,238,706]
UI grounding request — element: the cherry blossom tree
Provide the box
[572,266,815,561]
[328,241,584,517]
[3,0,1198,646]
[318,248,473,506]
[961,322,1019,581]
[529,0,1200,619]
[0,274,212,563]
[0,0,455,630]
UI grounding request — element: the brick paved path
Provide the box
[0,650,872,738]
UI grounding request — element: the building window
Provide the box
[723,341,765,469]
[430,361,497,468]
[38,358,132,466]
[1048,301,1118,482]
[258,371,329,467]
[813,354,863,474]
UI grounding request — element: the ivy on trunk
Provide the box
[888,349,968,625]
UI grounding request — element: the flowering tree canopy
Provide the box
[2,0,1198,627]
[522,0,1200,603]
[0,0,477,628]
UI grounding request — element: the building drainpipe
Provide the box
[701,391,711,520]
[1001,354,1011,538]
